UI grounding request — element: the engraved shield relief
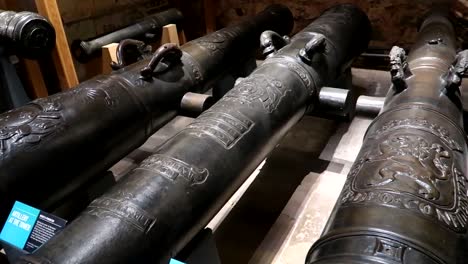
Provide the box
[341,120,468,232]
[224,74,289,113]
[0,103,62,153]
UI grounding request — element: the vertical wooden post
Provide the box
[178,30,187,45]
[101,43,118,75]
[35,0,79,90]
[22,59,48,97]
[204,0,217,34]
[161,24,180,46]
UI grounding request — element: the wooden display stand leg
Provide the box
[178,30,187,45]
[101,43,119,75]
[35,0,79,89]
[22,59,48,98]
[162,24,184,46]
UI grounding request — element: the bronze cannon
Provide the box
[18,4,371,264]
[0,4,294,224]
[0,10,55,59]
[71,8,183,62]
[306,11,468,264]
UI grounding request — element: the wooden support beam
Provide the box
[178,30,187,45]
[22,59,48,98]
[101,43,118,75]
[161,24,180,46]
[35,0,79,90]
[203,0,216,34]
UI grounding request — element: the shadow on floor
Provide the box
[213,115,350,264]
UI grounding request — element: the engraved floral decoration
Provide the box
[368,118,462,152]
[0,101,62,153]
[0,86,118,154]
[263,58,315,96]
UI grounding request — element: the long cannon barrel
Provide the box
[72,8,183,62]
[0,4,294,223]
[0,10,55,58]
[19,4,371,264]
[306,12,468,264]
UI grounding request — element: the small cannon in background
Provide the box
[71,8,183,63]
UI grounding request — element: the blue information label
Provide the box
[0,201,67,253]
[1,201,183,261]
[0,201,40,250]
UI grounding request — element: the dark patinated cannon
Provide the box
[0,10,55,118]
[306,12,468,264]
[0,10,55,59]
[72,8,183,62]
[19,4,371,263]
[0,4,294,224]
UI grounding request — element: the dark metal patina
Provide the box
[0,10,55,59]
[0,4,294,224]
[306,12,468,264]
[72,8,184,62]
[19,4,370,264]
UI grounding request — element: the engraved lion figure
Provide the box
[366,134,451,200]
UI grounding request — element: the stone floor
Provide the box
[211,115,372,264]
[248,117,372,264]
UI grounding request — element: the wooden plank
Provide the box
[101,43,118,75]
[178,30,187,45]
[161,24,180,46]
[22,59,49,98]
[35,0,79,89]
